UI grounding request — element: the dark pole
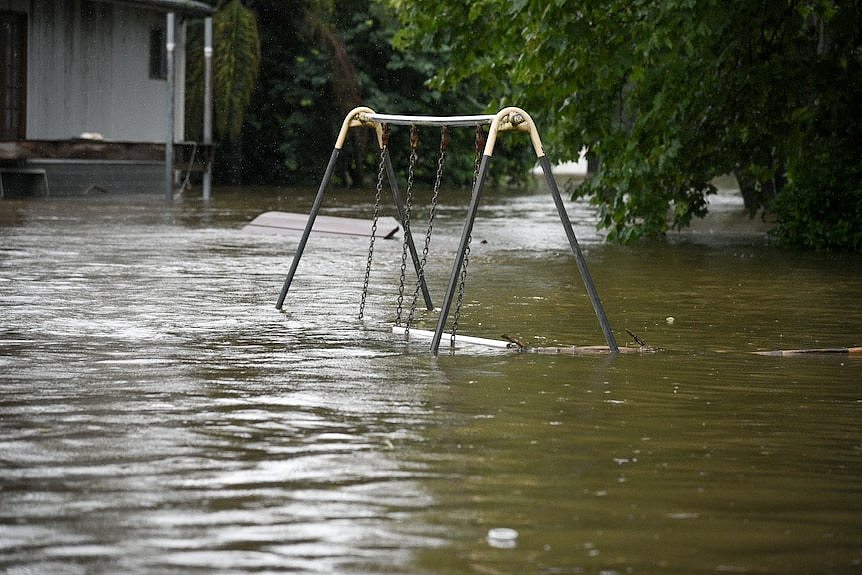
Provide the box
[539,155,618,352]
[383,151,433,311]
[430,154,492,354]
[275,148,340,309]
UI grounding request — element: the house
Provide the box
[0,0,214,198]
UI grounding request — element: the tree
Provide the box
[217,0,526,187]
[186,0,260,184]
[183,0,544,188]
[391,0,862,250]
[187,0,353,184]
[213,0,261,143]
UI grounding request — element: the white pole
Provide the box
[165,12,176,202]
[202,16,213,201]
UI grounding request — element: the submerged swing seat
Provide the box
[244,211,400,238]
[275,106,624,355]
[390,326,652,354]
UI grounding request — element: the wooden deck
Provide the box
[0,140,213,196]
[0,139,212,171]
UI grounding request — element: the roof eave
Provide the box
[93,0,216,16]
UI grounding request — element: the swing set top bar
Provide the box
[359,113,496,127]
[334,106,546,159]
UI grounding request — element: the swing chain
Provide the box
[422,126,448,264]
[406,126,449,333]
[359,124,390,320]
[450,125,485,344]
[395,125,420,326]
[450,242,471,344]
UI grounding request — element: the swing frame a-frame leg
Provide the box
[429,107,619,355]
[275,107,433,312]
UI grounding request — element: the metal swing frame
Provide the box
[275,106,619,355]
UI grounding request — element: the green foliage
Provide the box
[213,0,261,142]
[235,0,528,187]
[770,154,862,252]
[185,0,530,188]
[185,0,260,144]
[233,0,361,184]
[391,0,862,250]
[769,18,862,251]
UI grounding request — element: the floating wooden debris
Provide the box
[244,211,399,238]
[524,344,646,355]
[753,347,862,356]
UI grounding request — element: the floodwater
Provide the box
[1,186,860,574]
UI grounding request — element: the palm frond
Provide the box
[213,0,260,141]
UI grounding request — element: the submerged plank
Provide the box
[243,211,399,238]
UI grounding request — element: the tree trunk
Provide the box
[734,166,785,217]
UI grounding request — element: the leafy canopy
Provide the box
[391,0,862,249]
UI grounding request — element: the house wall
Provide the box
[10,0,188,143]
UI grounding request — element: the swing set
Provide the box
[275,106,620,355]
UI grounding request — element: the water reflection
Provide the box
[1,189,860,574]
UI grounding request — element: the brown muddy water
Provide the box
[1,187,860,574]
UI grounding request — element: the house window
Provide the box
[0,11,27,140]
[149,26,167,79]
